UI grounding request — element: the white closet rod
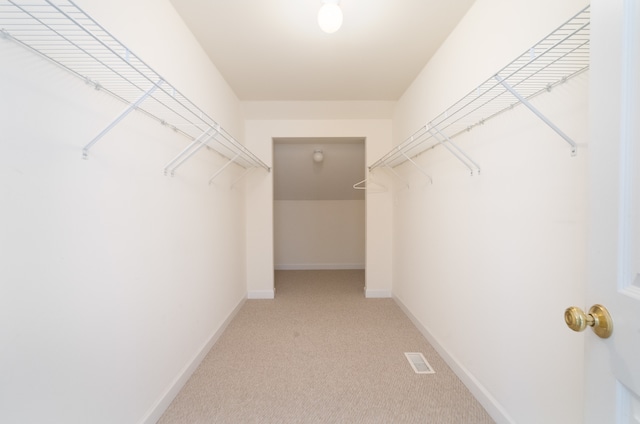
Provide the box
[0,0,270,178]
[369,5,590,173]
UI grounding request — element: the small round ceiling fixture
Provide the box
[313,149,324,163]
[317,0,343,34]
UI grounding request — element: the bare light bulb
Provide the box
[317,2,343,34]
[313,150,324,163]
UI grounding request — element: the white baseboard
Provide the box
[393,295,514,424]
[365,289,392,298]
[247,289,275,299]
[138,296,246,424]
[275,263,365,270]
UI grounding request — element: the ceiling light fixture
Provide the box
[313,149,324,163]
[317,0,343,34]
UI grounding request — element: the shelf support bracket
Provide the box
[208,154,240,185]
[230,166,256,189]
[428,125,481,175]
[383,163,410,189]
[163,125,219,176]
[399,150,433,184]
[494,74,578,156]
[82,79,164,159]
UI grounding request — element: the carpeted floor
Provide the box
[157,270,494,423]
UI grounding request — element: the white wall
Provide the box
[391,0,589,423]
[0,1,252,423]
[244,114,393,298]
[274,200,365,270]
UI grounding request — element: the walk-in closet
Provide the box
[2,0,638,423]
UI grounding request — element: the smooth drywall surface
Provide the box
[0,1,250,423]
[242,101,396,120]
[391,0,589,423]
[244,116,393,298]
[274,200,365,270]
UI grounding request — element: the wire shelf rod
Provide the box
[0,0,270,175]
[369,5,589,173]
[208,154,240,185]
[163,127,219,176]
[399,149,433,184]
[428,125,481,175]
[369,125,435,170]
[495,74,577,155]
[429,38,588,143]
[426,11,589,136]
[3,5,215,141]
[10,1,153,97]
[82,79,163,158]
[444,68,589,141]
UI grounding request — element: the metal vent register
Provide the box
[404,352,435,374]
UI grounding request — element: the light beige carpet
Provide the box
[158,270,494,423]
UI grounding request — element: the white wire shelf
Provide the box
[370,5,590,176]
[0,0,270,179]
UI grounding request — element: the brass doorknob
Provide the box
[564,304,613,339]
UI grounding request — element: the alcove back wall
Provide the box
[273,139,365,270]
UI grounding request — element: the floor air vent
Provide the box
[404,352,435,374]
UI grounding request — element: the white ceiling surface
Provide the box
[274,138,365,201]
[169,0,476,101]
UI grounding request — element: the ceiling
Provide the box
[169,0,476,101]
